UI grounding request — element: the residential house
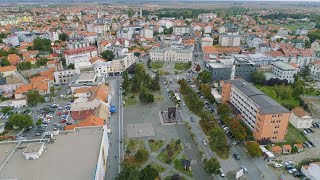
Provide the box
[201,37,213,48]
[309,60,320,77]
[282,145,292,154]
[7,54,21,65]
[289,107,313,129]
[140,28,153,39]
[246,35,263,48]
[294,144,304,153]
[301,162,320,180]
[271,146,282,156]
[0,66,16,77]
[219,34,241,47]
[173,26,190,35]
[15,81,49,99]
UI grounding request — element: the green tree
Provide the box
[245,141,262,158]
[300,66,310,78]
[0,58,10,67]
[50,86,55,96]
[134,149,149,163]
[36,58,49,66]
[36,118,43,126]
[293,79,304,98]
[204,158,221,174]
[59,33,69,41]
[67,63,75,69]
[17,62,32,70]
[231,119,247,141]
[8,114,33,129]
[1,106,12,114]
[251,71,266,84]
[217,103,230,116]
[27,90,45,106]
[101,50,115,61]
[122,71,130,92]
[33,37,52,52]
[140,165,159,180]
[116,165,142,180]
[197,70,211,84]
[139,91,154,103]
[209,127,227,146]
[164,27,173,35]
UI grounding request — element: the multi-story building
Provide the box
[309,60,320,77]
[173,26,190,35]
[54,69,81,85]
[219,34,241,47]
[64,46,98,66]
[268,61,297,83]
[117,29,132,40]
[140,28,153,39]
[201,37,213,48]
[221,79,291,141]
[149,45,193,62]
[246,35,263,48]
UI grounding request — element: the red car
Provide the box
[57,112,61,116]
[59,120,66,123]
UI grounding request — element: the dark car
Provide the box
[293,171,303,177]
[308,141,315,147]
[285,165,294,170]
[190,117,195,122]
[66,122,73,125]
[233,153,240,160]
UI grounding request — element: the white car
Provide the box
[241,166,248,173]
[202,140,208,146]
[274,163,283,168]
[232,141,238,146]
[219,168,225,177]
[285,161,294,166]
[288,168,297,174]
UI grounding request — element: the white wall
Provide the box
[94,126,109,180]
[289,113,312,129]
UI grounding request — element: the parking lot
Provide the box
[1,85,74,140]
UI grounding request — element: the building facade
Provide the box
[64,46,98,66]
[309,60,320,77]
[219,34,241,47]
[54,69,81,84]
[221,79,290,141]
[149,46,193,62]
[173,26,190,35]
[289,107,313,129]
[271,61,297,83]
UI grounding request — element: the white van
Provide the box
[219,168,225,177]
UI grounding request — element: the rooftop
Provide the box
[228,79,289,114]
[0,127,104,180]
[272,61,296,71]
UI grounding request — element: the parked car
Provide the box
[302,130,308,135]
[308,141,315,147]
[293,171,303,177]
[202,140,208,146]
[288,168,298,174]
[285,165,294,170]
[304,142,313,148]
[190,117,195,122]
[285,161,294,166]
[233,153,240,160]
[241,166,248,173]
[66,122,72,125]
[60,120,66,123]
[274,163,283,168]
[232,141,238,146]
[219,168,225,177]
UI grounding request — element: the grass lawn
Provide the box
[255,84,300,109]
[174,155,193,177]
[158,140,182,164]
[124,95,139,107]
[165,174,186,180]
[285,123,308,144]
[149,140,164,152]
[125,139,145,153]
[174,63,190,70]
[151,62,164,69]
[158,70,171,76]
[149,162,166,173]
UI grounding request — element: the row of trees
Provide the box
[117,165,159,180]
[178,79,204,113]
[196,70,212,84]
[198,83,215,104]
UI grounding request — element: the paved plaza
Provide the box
[127,123,155,138]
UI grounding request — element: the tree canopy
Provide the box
[197,70,212,84]
[0,58,10,67]
[117,165,142,180]
[27,90,45,106]
[36,58,49,67]
[33,37,52,52]
[8,114,33,129]
[245,141,262,158]
[251,71,266,84]
[203,158,221,174]
[140,165,159,180]
[101,50,115,61]
[17,62,32,70]
[59,33,69,41]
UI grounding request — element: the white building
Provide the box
[219,34,241,47]
[270,61,297,83]
[246,35,263,48]
[197,13,217,22]
[6,34,19,46]
[48,31,59,42]
[204,26,213,34]
[64,46,98,67]
[289,107,313,129]
[23,142,45,160]
[117,29,132,40]
[140,28,153,39]
[149,45,193,62]
[173,26,190,35]
[309,60,320,77]
[201,37,213,48]
[301,162,320,180]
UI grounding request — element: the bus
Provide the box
[174,93,181,103]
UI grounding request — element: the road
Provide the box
[105,77,123,179]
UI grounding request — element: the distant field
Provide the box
[269,23,313,31]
